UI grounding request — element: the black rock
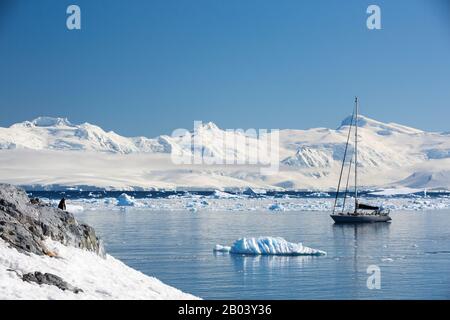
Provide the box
[22,271,83,294]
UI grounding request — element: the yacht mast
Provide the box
[354,96,358,213]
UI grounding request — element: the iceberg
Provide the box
[214,237,326,256]
[117,193,135,206]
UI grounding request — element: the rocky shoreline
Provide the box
[0,184,104,293]
[0,184,195,299]
[0,184,103,257]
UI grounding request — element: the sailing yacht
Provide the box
[330,97,391,223]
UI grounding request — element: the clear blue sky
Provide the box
[0,0,449,137]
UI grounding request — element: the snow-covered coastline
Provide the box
[0,184,197,300]
[0,239,197,300]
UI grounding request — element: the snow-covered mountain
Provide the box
[1,115,450,190]
[0,116,170,153]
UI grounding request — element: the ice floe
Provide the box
[211,190,239,199]
[268,203,285,211]
[307,192,331,197]
[213,244,232,253]
[41,193,450,213]
[381,257,394,262]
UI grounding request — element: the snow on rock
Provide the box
[215,237,326,256]
[0,239,197,300]
[117,193,135,206]
[393,171,450,190]
[31,117,72,127]
[0,184,197,300]
[281,147,331,168]
[0,116,165,154]
[65,204,84,214]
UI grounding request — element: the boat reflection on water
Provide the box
[331,222,392,294]
[332,222,391,260]
[332,221,391,240]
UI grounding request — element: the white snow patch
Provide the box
[0,239,197,300]
[65,204,84,214]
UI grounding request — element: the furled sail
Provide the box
[357,203,379,211]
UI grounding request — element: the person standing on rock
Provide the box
[58,197,66,211]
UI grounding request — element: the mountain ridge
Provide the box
[1,115,450,190]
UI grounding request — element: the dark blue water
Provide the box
[77,209,450,299]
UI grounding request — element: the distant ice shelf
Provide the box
[368,187,424,196]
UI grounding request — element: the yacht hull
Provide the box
[330,214,391,223]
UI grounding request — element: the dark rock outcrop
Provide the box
[22,272,83,294]
[0,184,104,257]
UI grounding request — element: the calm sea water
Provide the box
[77,209,450,299]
